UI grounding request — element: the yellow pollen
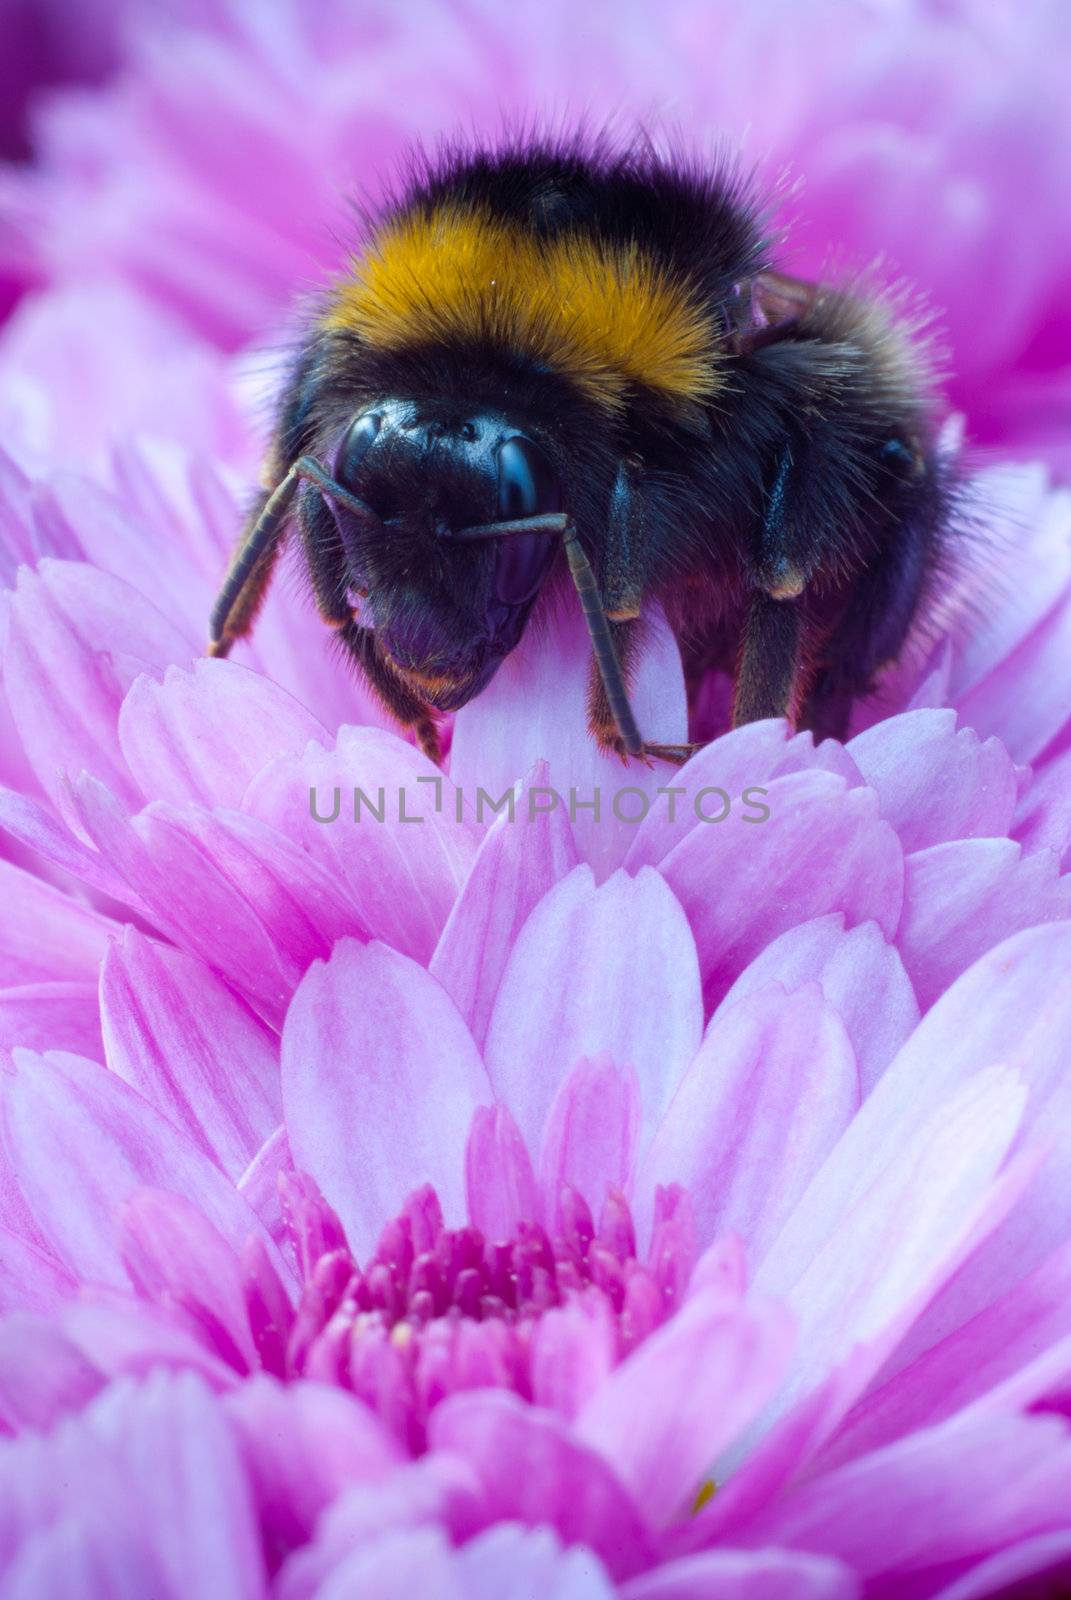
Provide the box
[692,1478,717,1513]
[325,205,724,413]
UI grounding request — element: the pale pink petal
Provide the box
[2,560,194,828]
[716,915,918,1096]
[621,1548,857,1600]
[744,1410,1071,1581]
[576,1294,792,1526]
[2,1049,278,1286]
[430,761,578,1049]
[0,1370,266,1599]
[539,1057,641,1225]
[428,1390,653,1580]
[281,940,492,1258]
[0,1314,103,1430]
[657,772,904,1008]
[896,839,1071,1009]
[1013,747,1071,865]
[529,1300,617,1422]
[225,1375,403,1559]
[483,866,702,1151]
[0,1227,75,1315]
[100,928,281,1180]
[119,1189,258,1371]
[117,660,327,810]
[456,1524,616,1599]
[752,1065,1026,1442]
[955,584,1071,763]
[244,725,478,965]
[846,709,1017,851]
[238,1127,293,1255]
[638,987,858,1260]
[0,786,138,904]
[450,598,687,878]
[465,1104,541,1242]
[71,777,359,1026]
[0,856,116,985]
[0,980,102,1064]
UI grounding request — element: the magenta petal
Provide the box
[846,709,1017,852]
[281,940,492,1259]
[428,1389,653,1580]
[620,1548,857,1600]
[465,1104,541,1242]
[716,915,918,1096]
[576,1294,792,1526]
[529,1299,617,1422]
[657,772,904,1008]
[926,1531,1071,1600]
[638,987,858,1260]
[0,855,116,985]
[430,761,578,1049]
[484,866,702,1151]
[539,1056,641,1224]
[101,928,281,1180]
[225,1374,402,1558]
[2,1049,279,1286]
[896,838,1071,1010]
[118,659,327,810]
[0,1313,103,1429]
[245,725,478,965]
[2,560,194,827]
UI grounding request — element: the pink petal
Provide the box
[896,839,1071,1010]
[483,866,702,1151]
[0,1313,103,1430]
[117,659,327,810]
[620,1549,857,1600]
[101,928,281,1180]
[529,1299,617,1422]
[744,1410,1071,1581]
[716,915,919,1097]
[456,1524,616,1599]
[428,1389,653,1580]
[281,940,492,1259]
[244,725,478,965]
[1013,747,1071,865]
[0,786,138,905]
[955,581,1071,763]
[450,597,687,879]
[2,560,194,828]
[638,987,858,1260]
[753,1064,1027,1440]
[225,1374,403,1558]
[846,709,1017,851]
[430,761,578,1049]
[465,1104,541,1242]
[539,1057,641,1225]
[0,1227,75,1315]
[0,980,103,1064]
[928,1531,1071,1600]
[577,1293,792,1526]
[2,1048,279,1286]
[0,856,116,985]
[657,772,904,1008]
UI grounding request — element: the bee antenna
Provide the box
[453,512,570,541]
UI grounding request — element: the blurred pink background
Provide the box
[1,0,1068,471]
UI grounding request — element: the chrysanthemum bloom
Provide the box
[0,428,1071,1593]
[3,2,1071,1595]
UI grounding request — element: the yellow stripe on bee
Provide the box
[325,206,724,412]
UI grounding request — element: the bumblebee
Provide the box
[209,136,950,763]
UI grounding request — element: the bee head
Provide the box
[325,399,562,711]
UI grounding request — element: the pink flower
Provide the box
[0,441,1070,1590]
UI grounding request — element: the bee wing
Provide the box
[727,270,824,354]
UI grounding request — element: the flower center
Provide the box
[270,1175,696,1451]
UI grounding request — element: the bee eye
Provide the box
[496,436,560,520]
[335,411,381,490]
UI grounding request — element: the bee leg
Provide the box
[207,489,281,658]
[335,619,443,766]
[732,589,804,726]
[585,618,701,766]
